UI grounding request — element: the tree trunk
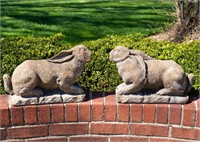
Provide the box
[173,0,200,42]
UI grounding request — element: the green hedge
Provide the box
[1,33,199,94]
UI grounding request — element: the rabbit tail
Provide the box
[3,74,14,95]
[186,73,194,93]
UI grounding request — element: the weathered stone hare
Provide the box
[110,46,194,98]
[3,45,91,97]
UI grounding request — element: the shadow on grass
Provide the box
[1,0,174,44]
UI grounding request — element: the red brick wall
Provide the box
[0,93,200,142]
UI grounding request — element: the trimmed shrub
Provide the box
[1,34,199,95]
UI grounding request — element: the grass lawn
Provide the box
[1,0,175,44]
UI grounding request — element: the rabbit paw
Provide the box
[116,88,128,95]
[116,83,127,91]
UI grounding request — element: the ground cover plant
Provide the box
[1,0,174,44]
[1,34,199,95]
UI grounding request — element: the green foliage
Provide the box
[1,34,199,94]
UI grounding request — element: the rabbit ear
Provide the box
[48,48,74,63]
[130,54,147,83]
[110,46,130,62]
[130,50,153,60]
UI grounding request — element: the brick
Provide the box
[169,104,182,125]
[196,110,200,127]
[183,102,195,126]
[28,136,67,142]
[110,137,148,142]
[131,104,143,122]
[10,106,23,125]
[69,136,107,142]
[105,104,116,121]
[8,125,48,139]
[130,124,168,137]
[52,104,64,123]
[38,104,50,123]
[65,103,78,122]
[50,124,89,135]
[156,104,168,124]
[118,104,129,122]
[79,101,91,122]
[143,104,155,123]
[149,138,189,142]
[91,123,128,134]
[0,128,6,140]
[0,108,9,126]
[24,105,37,124]
[91,92,104,121]
[105,93,115,104]
[0,95,9,108]
[196,99,200,127]
[171,127,200,140]
[0,96,9,127]
[92,104,104,121]
[105,94,116,121]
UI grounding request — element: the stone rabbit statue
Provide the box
[109,46,194,99]
[3,45,91,97]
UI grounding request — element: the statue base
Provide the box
[117,94,189,104]
[9,89,85,106]
[116,89,189,104]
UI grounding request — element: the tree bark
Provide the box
[173,0,200,42]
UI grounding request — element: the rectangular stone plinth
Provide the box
[117,94,189,104]
[9,94,86,106]
[8,89,86,106]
